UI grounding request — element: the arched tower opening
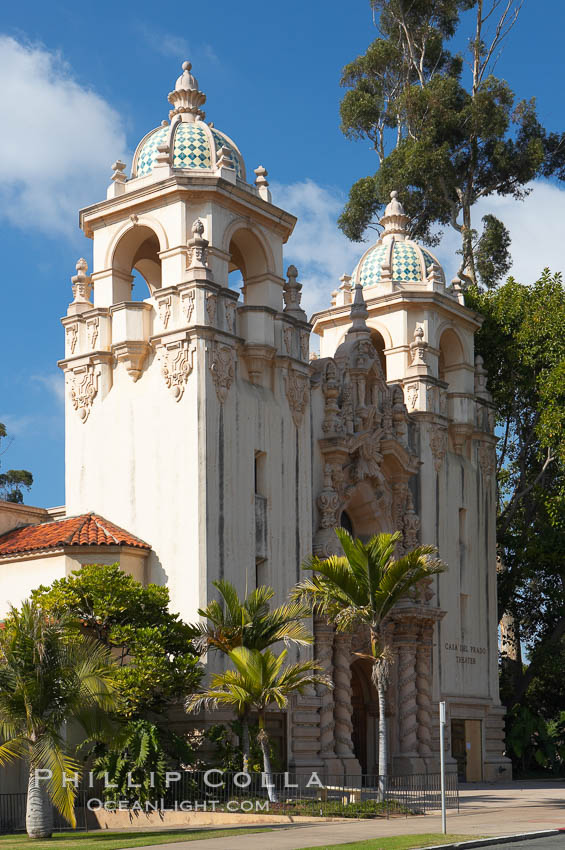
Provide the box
[228,227,272,306]
[370,330,387,380]
[112,225,163,299]
[438,328,465,391]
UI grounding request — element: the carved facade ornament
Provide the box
[205,293,217,324]
[322,360,343,435]
[66,323,78,354]
[224,300,236,333]
[283,326,293,355]
[158,296,172,329]
[406,383,419,410]
[68,365,97,422]
[410,326,428,365]
[181,290,195,323]
[70,258,92,304]
[86,318,99,350]
[285,367,309,428]
[478,442,496,481]
[187,218,209,269]
[317,464,341,529]
[209,343,235,403]
[300,330,310,361]
[403,490,420,550]
[429,425,448,472]
[159,341,194,401]
[283,265,307,321]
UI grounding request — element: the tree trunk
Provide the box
[376,670,388,803]
[241,711,251,773]
[257,714,278,803]
[26,765,54,839]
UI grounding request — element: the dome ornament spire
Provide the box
[379,190,411,240]
[168,60,206,122]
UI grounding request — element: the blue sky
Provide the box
[1,0,564,509]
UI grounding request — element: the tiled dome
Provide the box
[131,61,245,181]
[352,191,444,287]
[355,239,443,286]
[132,121,245,179]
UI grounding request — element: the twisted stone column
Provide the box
[397,639,419,755]
[416,628,433,755]
[333,632,355,758]
[314,617,337,757]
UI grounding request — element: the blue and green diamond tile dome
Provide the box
[355,239,444,286]
[132,120,245,180]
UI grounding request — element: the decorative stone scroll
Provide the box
[158,340,194,401]
[68,365,97,422]
[224,300,236,334]
[285,367,309,427]
[158,296,172,329]
[86,317,99,350]
[66,323,78,355]
[181,290,195,323]
[209,343,235,403]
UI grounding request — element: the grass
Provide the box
[298,835,483,850]
[0,826,273,849]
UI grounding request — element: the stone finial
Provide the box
[410,325,428,366]
[168,60,206,122]
[346,283,370,337]
[336,273,353,306]
[187,218,209,268]
[379,190,411,240]
[283,265,307,321]
[71,258,92,304]
[254,165,271,202]
[427,261,444,288]
[111,160,127,184]
[216,146,234,170]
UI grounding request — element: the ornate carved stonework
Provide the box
[181,290,195,324]
[187,218,209,268]
[406,383,418,410]
[314,618,337,756]
[209,343,235,403]
[158,296,172,329]
[333,632,355,757]
[416,629,433,755]
[410,326,428,366]
[66,323,78,354]
[397,638,419,754]
[285,367,309,427]
[205,293,217,325]
[283,326,293,355]
[224,300,236,333]
[300,330,310,361]
[403,491,420,549]
[429,425,448,472]
[317,464,341,529]
[68,365,97,422]
[478,442,496,481]
[86,317,99,350]
[158,340,194,401]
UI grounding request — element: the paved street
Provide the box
[118,781,565,850]
[481,837,565,850]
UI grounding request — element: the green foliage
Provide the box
[0,422,33,503]
[0,601,117,828]
[204,721,282,774]
[505,706,565,776]
[32,563,202,718]
[294,529,445,648]
[466,273,565,718]
[191,579,312,655]
[339,1,551,286]
[89,719,193,805]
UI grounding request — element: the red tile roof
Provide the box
[0,513,150,556]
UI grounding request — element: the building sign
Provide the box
[445,642,487,665]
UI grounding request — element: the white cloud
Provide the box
[31,373,65,405]
[136,25,219,64]
[433,180,565,284]
[0,36,127,237]
[275,179,565,324]
[273,179,369,317]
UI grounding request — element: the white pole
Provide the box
[439,701,447,834]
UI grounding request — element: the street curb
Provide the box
[417,829,564,850]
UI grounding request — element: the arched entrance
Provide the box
[350,658,379,775]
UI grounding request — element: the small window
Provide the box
[340,510,354,536]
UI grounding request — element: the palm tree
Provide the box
[190,580,313,770]
[292,528,446,796]
[0,601,117,839]
[186,646,331,801]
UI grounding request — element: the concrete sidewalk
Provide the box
[119,781,565,850]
